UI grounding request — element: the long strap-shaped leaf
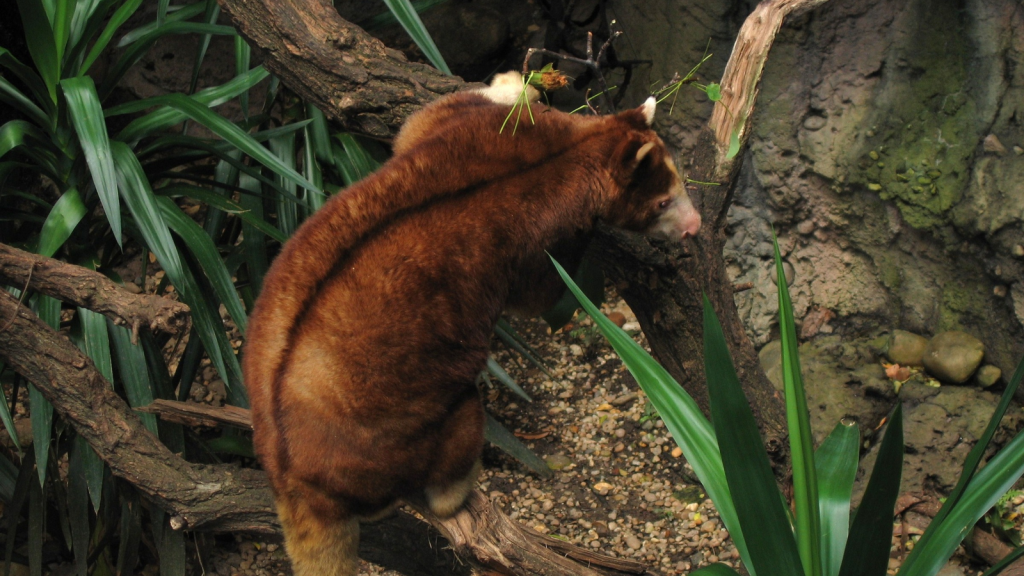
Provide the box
[838,404,903,576]
[123,94,319,194]
[64,0,118,75]
[237,172,268,298]
[107,320,159,434]
[333,133,380,186]
[15,0,59,103]
[62,76,122,247]
[188,0,221,94]
[900,352,1024,574]
[0,121,52,160]
[484,357,531,402]
[380,0,451,75]
[30,295,59,487]
[815,422,859,576]
[0,362,21,456]
[704,293,804,575]
[66,0,107,60]
[52,0,74,65]
[0,78,50,129]
[155,196,248,334]
[110,66,270,142]
[78,0,144,75]
[550,256,755,574]
[156,185,287,243]
[71,306,107,513]
[115,2,206,48]
[774,234,822,576]
[483,413,551,477]
[0,48,54,120]
[37,188,86,258]
[899,354,1024,576]
[111,142,244,405]
[110,142,183,279]
[67,437,92,576]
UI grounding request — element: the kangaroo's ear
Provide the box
[617,97,659,130]
[639,97,656,126]
[615,136,661,184]
[636,141,656,163]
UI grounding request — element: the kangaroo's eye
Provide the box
[658,199,672,210]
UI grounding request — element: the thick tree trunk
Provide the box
[597,0,830,457]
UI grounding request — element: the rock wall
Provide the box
[610,0,1024,377]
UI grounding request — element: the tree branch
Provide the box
[138,399,647,575]
[215,0,466,138]
[708,0,831,177]
[0,288,273,532]
[1,289,644,574]
[0,243,190,341]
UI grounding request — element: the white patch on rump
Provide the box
[475,72,540,106]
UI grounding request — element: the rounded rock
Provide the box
[886,329,929,366]
[922,331,985,384]
[803,115,827,131]
[607,311,627,328]
[545,454,573,471]
[768,261,795,286]
[975,365,1002,388]
[984,134,1007,155]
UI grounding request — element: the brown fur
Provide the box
[243,74,700,576]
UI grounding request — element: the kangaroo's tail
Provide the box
[277,494,360,576]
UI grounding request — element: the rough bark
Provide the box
[137,398,254,430]
[966,530,1024,576]
[0,289,275,533]
[214,0,465,138]
[0,243,190,340]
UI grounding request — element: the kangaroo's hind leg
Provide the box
[424,385,485,518]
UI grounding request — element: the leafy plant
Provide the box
[552,233,1024,576]
[1,0,352,571]
[0,2,544,571]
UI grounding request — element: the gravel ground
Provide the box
[189,288,994,576]
[476,296,739,574]
[196,291,741,576]
[102,282,982,576]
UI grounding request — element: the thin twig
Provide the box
[0,262,34,334]
[521,27,623,113]
[583,89,599,115]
